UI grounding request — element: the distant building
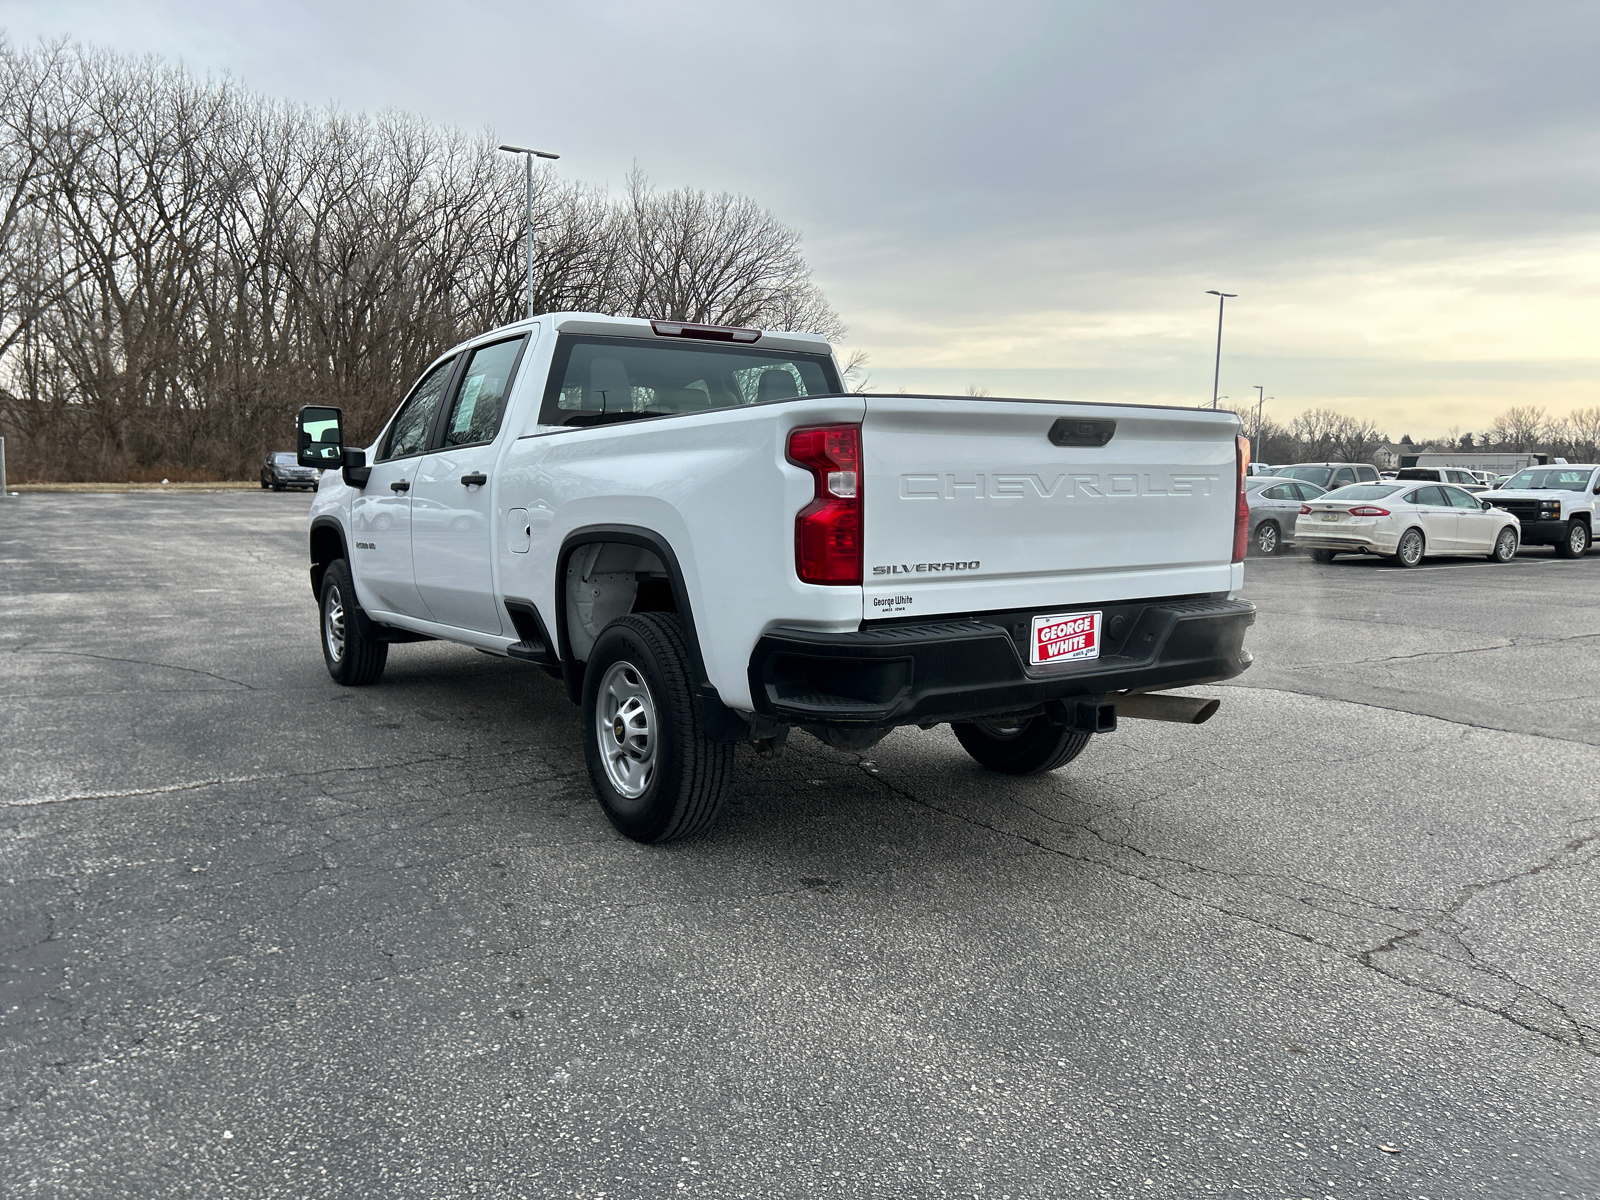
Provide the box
[1372,443,1404,469]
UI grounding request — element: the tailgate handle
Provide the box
[1048,418,1116,447]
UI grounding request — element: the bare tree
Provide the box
[1489,405,1546,451]
[0,39,847,481]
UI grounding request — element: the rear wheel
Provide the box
[1310,549,1338,564]
[951,716,1091,776]
[1489,526,1518,563]
[319,558,387,686]
[581,613,733,843]
[1555,520,1591,559]
[1392,528,1425,568]
[1254,521,1280,555]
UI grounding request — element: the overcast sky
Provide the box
[5,0,1599,436]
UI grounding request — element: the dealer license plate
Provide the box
[1031,611,1102,666]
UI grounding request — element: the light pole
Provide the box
[1253,385,1264,442]
[1205,289,1236,409]
[498,144,560,321]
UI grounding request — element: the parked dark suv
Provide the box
[1272,462,1381,491]
[260,451,319,491]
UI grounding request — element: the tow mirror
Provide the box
[297,406,344,469]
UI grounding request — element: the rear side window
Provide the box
[1261,484,1292,500]
[1411,486,1446,506]
[539,335,841,428]
[381,358,456,460]
[442,336,527,447]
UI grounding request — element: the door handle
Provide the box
[390,480,410,493]
[460,473,488,487]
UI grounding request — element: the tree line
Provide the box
[0,38,844,481]
[1243,403,1600,465]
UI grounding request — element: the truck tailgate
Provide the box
[860,395,1240,620]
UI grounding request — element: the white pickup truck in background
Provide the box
[297,314,1256,841]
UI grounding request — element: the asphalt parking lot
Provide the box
[3,492,1598,1199]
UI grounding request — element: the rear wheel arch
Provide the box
[555,526,707,707]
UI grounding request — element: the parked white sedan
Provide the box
[1295,482,1521,567]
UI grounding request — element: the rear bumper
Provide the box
[1293,526,1398,554]
[747,597,1255,727]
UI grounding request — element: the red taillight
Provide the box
[788,424,862,584]
[1349,506,1390,516]
[1233,435,1249,563]
[1299,504,1313,515]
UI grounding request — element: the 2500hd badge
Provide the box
[872,560,980,575]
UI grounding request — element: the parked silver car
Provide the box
[1246,476,1326,554]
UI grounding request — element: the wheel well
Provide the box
[562,541,677,663]
[309,522,346,599]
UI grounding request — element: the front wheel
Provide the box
[319,558,387,686]
[1555,520,1591,559]
[1392,528,1425,568]
[1310,549,1338,564]
[951,716,1091,776]
[1489,526,1518,563]
[1254,521,1280,555]
[582,613,733,843]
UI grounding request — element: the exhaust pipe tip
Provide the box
[1114,692,1221,725]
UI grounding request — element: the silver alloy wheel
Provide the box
[1398,529,1424,566]
[974,719,1028,740]
[596,660,657,799]
[1256,522,1279,554]
[324,584,346,663]
[1495,527,1518,562]
[1570,523,1589,556]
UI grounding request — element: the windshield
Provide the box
[539,335,842,427]
[1277,465,1333,487]
[1501,468,1593,491]
[1322,483,1403,502]
[272,452,297,464]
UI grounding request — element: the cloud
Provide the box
[5,0,1598,435]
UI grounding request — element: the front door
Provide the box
[349,355,458,619]
[1445,485,1497,551]
[411,335,529,635]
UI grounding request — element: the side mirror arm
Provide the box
[342,448,371,489]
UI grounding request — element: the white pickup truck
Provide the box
[297,313,1256,841]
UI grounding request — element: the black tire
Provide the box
[272,480,284,492]
[582,613,733,843]
[1310,549,1337,564]
[1555,520,1590,559]
[1392,527,1425,568]
[1254,521,1281,556]
[1489,525,1518,563]
[319,558,387,686]
[260,478,268,489]
[951,716,1092,776]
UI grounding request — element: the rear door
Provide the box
[411,334,530,634]
[1408,485,1459,551]
[859,396,1240,619]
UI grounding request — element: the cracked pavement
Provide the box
[2,493,1598,1198]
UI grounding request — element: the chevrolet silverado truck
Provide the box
[1482,464,1600,558]
[297,313,1256,842]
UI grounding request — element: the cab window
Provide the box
[1333,468,1356,486]
[442,337,527,447]
[381,358,456,461]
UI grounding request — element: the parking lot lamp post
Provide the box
[497,144,560,321]
[1206,290,1236,409]
[1253,385,1264,447]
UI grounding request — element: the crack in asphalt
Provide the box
[842,754,1600,1058]
[14,648,259,690]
